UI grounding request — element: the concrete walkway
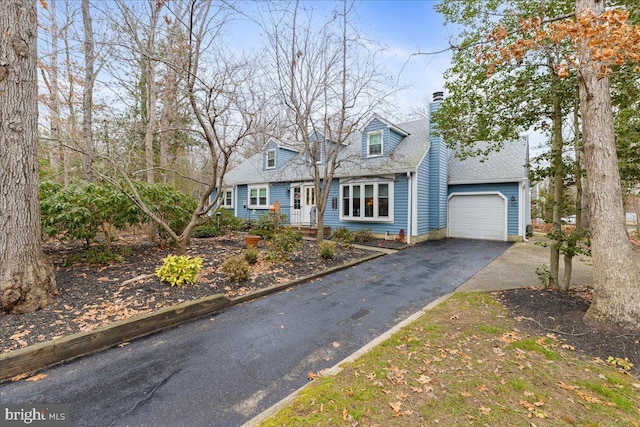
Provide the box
[456,235,593,292]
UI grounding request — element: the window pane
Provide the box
[368,133,382,155]
[294,187,301,210]
[378,184,389,217]
[365,184,374,217]
[225,191,232,206]
[342,186,349,217]
[250,189,257,205]
[259,188,267,205]
[353,185,361,217]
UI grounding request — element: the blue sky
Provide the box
[227,0,456,118]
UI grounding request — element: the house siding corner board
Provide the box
[447,182,521,237]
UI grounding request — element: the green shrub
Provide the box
[62,246,125,266]
[266,227,303,262]
[353,228,374,243]
[331,226,354,248]
[221,255,250,282]
[318,241,336,260]
[193,225,220,238]
[244,247,259,265]
[155,255,203,287]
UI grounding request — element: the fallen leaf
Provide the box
[389,401,403,416]
[332,341,341,348]
[26,373,47,382]
[479,406,491,415]
[416,374,431,384]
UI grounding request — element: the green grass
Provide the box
[258,293,640,427]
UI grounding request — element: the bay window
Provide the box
[340,181,393,221]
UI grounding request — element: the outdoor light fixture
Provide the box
[510,195,516,205]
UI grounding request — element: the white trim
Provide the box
[222,188,234,209]
[366,130,384,158]
[248,184,269,209]
[266,149,276,169]
[339,181,394,223]
[519,182,525,237]
[412,172,418,237]
[406,172,412,244]
[447,192,508,241]
[448,177,527,185]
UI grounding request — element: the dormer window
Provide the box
[313,143,324,164]
[367,131,383,157]
[266,149,276,169]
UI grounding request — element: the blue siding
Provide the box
[234,183,290,221]
[448,183,521,236]
[428,102,449,230]
[416,152,430,235]
[324,174,408,236]
[360,118,405,158]
[263,140,296,170]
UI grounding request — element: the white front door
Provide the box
[302,185,316,225]
[291,185,316,225]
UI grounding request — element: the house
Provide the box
[219,94,530,243]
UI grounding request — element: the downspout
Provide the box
[407,171,412,244]
[233,185,238,217]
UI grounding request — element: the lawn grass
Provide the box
[258,292,640,426]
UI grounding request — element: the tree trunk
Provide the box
[81,0,94,182]
[0,0,58,314]
[144,0,159,185]
[578,0,640,328]
[47,0,63,180]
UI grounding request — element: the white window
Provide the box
[222,189,233,208]
[340,182,393,222]
[312,143,324,164]
[248,185,269,209]
[367,131,383,157]
[266,149,276,169]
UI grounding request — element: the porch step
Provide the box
[291,226,331,238]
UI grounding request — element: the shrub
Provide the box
[244,247,259,265]
[331,226,353,248]
[155,255,203,287]
[318,241,336,260]
[193,225,220,238]
[266,227,303,262]
[221,255,250,282]
[353,228,374,243]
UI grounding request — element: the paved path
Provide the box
[0,239,510,427]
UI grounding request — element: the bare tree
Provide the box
[94,0,262,254]
[1,0,58,314]
[265,0,391,242]
[81,0,96,181]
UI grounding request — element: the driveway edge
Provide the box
[0,251,386,383]
[242,292,454,427]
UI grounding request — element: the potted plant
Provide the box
[244,233,261,248]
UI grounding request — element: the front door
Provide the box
[291,184,316,225]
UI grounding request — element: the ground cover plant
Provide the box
[259,292,640,426]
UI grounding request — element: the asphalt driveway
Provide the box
[0,238,510,427]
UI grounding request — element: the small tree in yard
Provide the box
[483,0,640,327]
[92,1,262,255]
[0,0,58,314]
[264,0,392,243]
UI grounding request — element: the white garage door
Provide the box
[448,194,506,240]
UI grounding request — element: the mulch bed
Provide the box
[0,234,376,354]
[498,287,640,377]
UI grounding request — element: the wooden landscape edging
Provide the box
[0,250,387,383]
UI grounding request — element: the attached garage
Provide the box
[447,193,507,241]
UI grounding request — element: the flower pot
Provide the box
[245,234,261,248]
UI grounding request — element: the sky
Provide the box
[225,0,457,119]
